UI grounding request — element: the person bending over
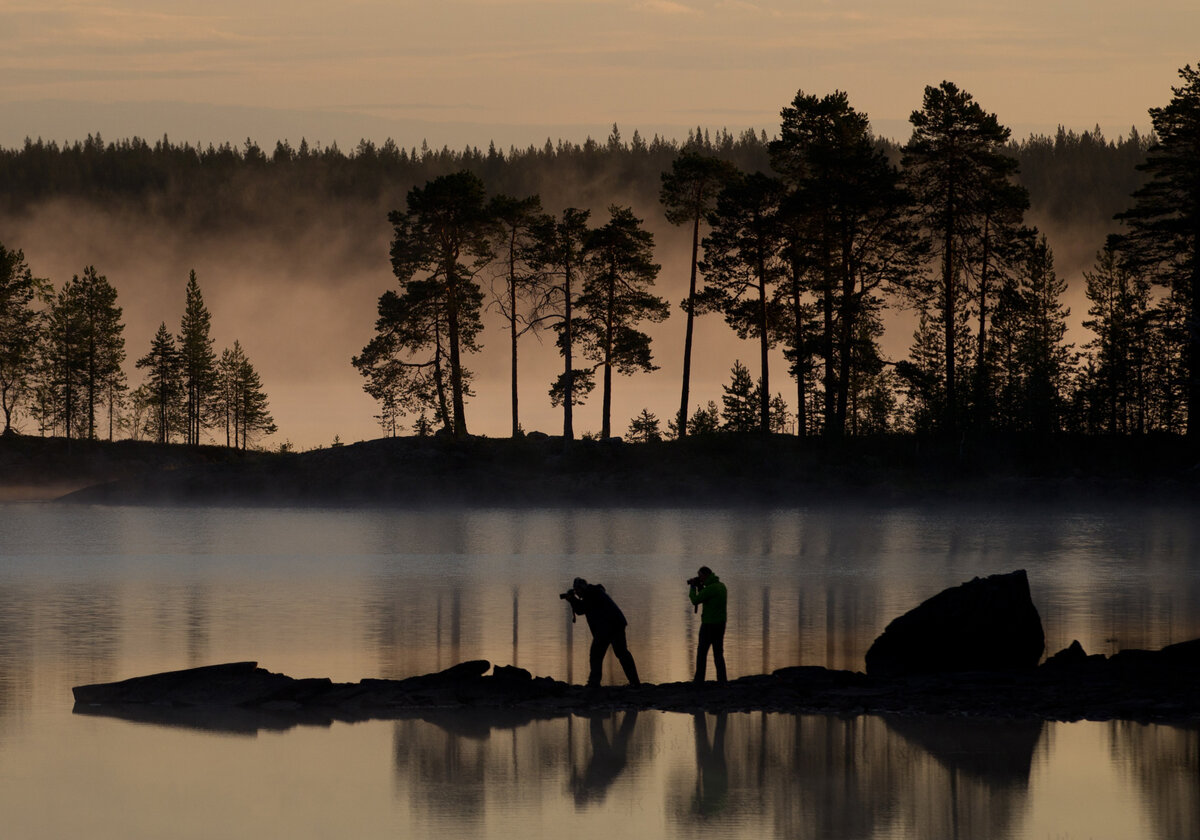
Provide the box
[565,577,641,687]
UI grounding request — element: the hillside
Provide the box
[5,432,1199,507]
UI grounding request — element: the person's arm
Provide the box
[689,581,709,606]
[567,591,588,615]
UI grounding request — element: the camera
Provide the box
[559,590,574,600]
[687,576,702,588]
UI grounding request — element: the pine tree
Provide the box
[0,243,45,435]
[43,267,125,439]
[382,171,491,438]
[1081,240,1153,433]
[626,408,662,443]
[660,151,737,436]
[721,360,758,432]
[1117,64,1200,435]
[488,194,554,438]
[545,208,594,441]
[178,270,217,445]
[903,82,1026,437]
[700,172,788,432]
[576,206,669,439]
[770,89,913,436]
[135,322,182,443]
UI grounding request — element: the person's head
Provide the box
[696,566,712,583]
[573,577,588,595]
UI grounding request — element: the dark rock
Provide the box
[492,665,533,681]
[864,570,1045,677]
[1043,640,1090,668]
[71,661,287,706]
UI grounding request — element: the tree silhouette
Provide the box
[577,206,669,439]
[178,270,217,445]
[660,151,737,437]
[1080,240,1154,433]
[903,82,1024,437]
[0,243,44,435]
[770,89,914,437]
[626,408,662,442]
[700,171,787,433]
[544,208,594,441]
[214,340,275,449]
[721,360,758,433]
[44,266,125,439]
[135,322,181,443]
[386,171,492,438]
[487,194,554,437]
[1117,64,1200,435]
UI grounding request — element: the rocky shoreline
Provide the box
[71,641,1200,734]
[71,570,1200,731]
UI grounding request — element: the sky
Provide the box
[2,1,1198,448]
[2,1,1197,151]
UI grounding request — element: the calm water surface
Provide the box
[0,501,1197,839]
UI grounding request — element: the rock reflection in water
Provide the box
[1111,720,1200,840]
[392,710,1046,838]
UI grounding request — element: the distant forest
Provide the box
[3,67,1198,448]
[0,122,1150,235]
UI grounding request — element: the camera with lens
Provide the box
[559,590,574,600]
[687,576,703,588]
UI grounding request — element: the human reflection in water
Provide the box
[692,712,729,816]
[570,710,639,805]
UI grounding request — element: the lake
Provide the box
[0,501,1197,839]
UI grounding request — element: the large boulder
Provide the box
[865,570,1045,677]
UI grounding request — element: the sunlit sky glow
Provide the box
[2,1,1197,148]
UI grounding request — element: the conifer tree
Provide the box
[576,206,669,439]
[380,171,491,438]
[0,243,44,435]
[700,172,787,432]
[1117,64,1200,435]
[545,208,594,441]
[178,270,217,445]
[721,360,758,432]
[902,82,1026,436]
[660,151,737,436]
[135,322,182,443]
[487,194,554,437]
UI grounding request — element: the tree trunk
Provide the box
[756,241,770,433]
[601,268,616,440]
[678,214,701,437]
[563,259,575,442]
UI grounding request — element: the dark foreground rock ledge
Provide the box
[72,640,1200,733]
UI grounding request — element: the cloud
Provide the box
[637,0,701,14]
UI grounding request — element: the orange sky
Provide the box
[2,1,1195,149]
[2,2,1197,447]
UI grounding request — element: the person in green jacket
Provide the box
[688,566,727,684]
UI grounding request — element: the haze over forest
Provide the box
[0,74,1187,449]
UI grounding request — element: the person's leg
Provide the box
[711,621,727,684]
[610,627,641,686]
[588,634,610,687]
[695,623,713,682]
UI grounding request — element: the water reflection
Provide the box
[691,713,729,817]
[388,710,1049,838]
[570,711,640,805]
[1111,721,1200,840]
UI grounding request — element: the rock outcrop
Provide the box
[864,570,1045,678]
